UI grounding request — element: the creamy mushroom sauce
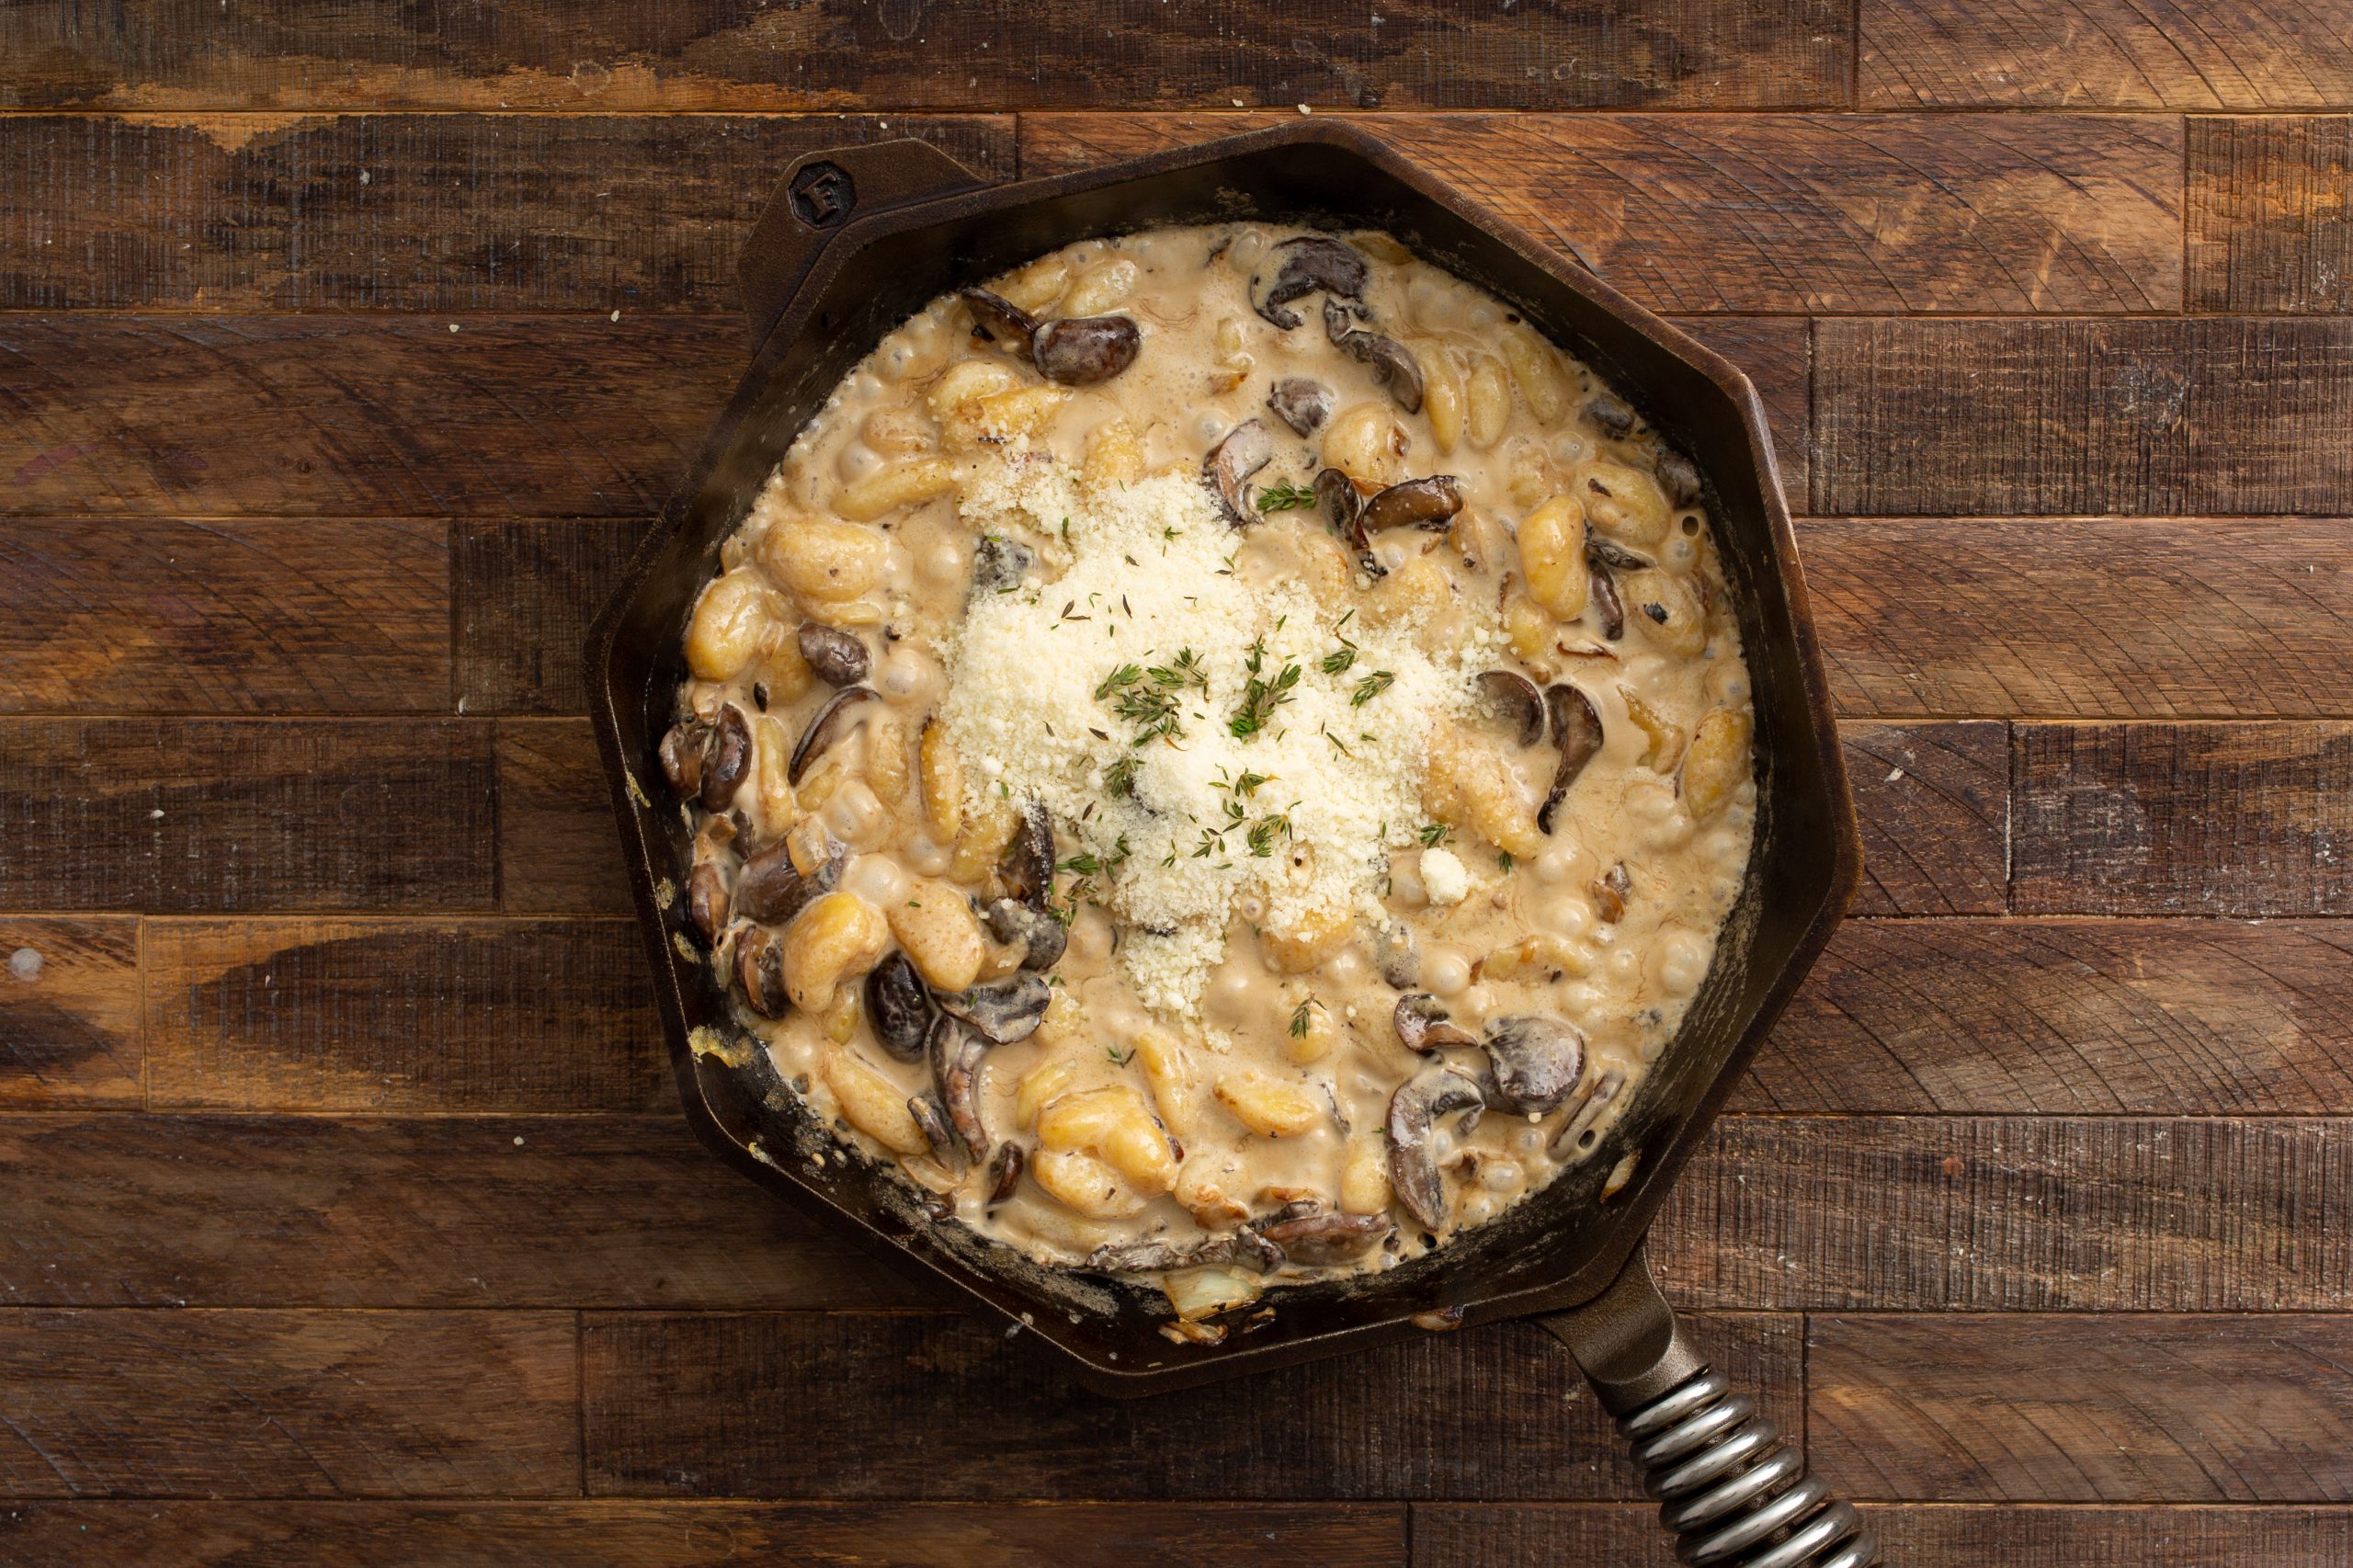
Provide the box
[660,224,1755,1328]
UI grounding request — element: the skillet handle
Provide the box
[736,138,991,351]
[1539,1244,1880,1567]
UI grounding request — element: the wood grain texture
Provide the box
[1813,318,2353,516]
[0,517,448,714]
[1810,1314,2353,1502]
[1672,316,1809,500]
[0,114,1013,311]
[0,0,1850,112]
[0,315,739,518]
[1023,112,2183,312]
[0,1499,1406,1566]
[1414,1504,2353,1565]
[0,917,142,1108]
[0,1114,932,1310]
[1860,0,2353,108]
[581,1312,1800,1501]
[496,722,634,915]
[1747,919,2353,1115]
[2189,116,2353,313]
[458,520,651,715]
[1840,722,2008,915]
[0,1309,576,1498]
[143,918,665,1113]
[2014,722,2353,916]
[0,719,494,913]
[1806,517,2353,720]
[1655,1117,2353,1312]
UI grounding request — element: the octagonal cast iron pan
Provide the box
[586,124,1874,1567]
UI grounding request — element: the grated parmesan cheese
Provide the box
[936,453,1494,1018]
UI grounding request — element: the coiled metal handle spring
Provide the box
[1619,1367,1879,1567]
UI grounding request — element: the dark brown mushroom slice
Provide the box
[1267,376,1334,436]
[985,1141,1025,1205]
[1385,1066,1487,1233]
[960,288,1039,353]
[927,1015,992,1162]
[984,895,1068,971]
[864,950,935,1062]
[1588,557,1627,641]
[1324,299,1426,415]
[971,532,1035,597]
[699,704,753,812]
[1370,923,1419,989]
[1587,390,1637,437]
[1481,1014,1587,1115]
[1586,536,1654,573]
[907,1093,958,1160]
[686,860,731,944]
[1313,464,1383,574]
[1539,684,1605,835]
[658,721,706,799]
[1655,448,1702,506]
[1591,862,1631,924]
[1033,314,1141,385]
[936,971,1051,1045]
[796,623,870,687]
[1393,992,1480,1055]
[1084,1230,1284,1276]
[1253,1208,1391,1267]
[788,685,880,783]
[1358,474,1462,533]
[734,835,842,925]
[1475,670,1547,748]
[1203,418,1275,525]
[734,926,790,1017]
[999,801,1055,908]
[1253,235,1369,330]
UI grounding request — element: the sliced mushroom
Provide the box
[1587,390,1637,437]
[1386,1066,1487,1233]
[984,895,1068,971]
[972,533,1035,597]
[907,1092,958,1159]
[1589,554,1627,641]
[985,1141,1025,1205]
[1476,670,1547,748]
[699,704,752,812]
[734,835,842,925]
[1370,923,1419,989]
[1586,536,1653,573]
[658,721,706,800]
[927,1016,991,1161]
[1550,1067,1627,1157]
[936,971,1051,1044]
[864,950,936,1062]
[1203,418,1275,524]
[1591,862,1631,924]
[788,685,880,783]
[1539,684,1605,835]
[796,623,869,687]
[1252,1205,1391,1267]
[1313,465,1381,576]
[1267,376,1334,436]
[1324,298,1425,414]
[1253,235,1368,330]
[1393,993,1480,1055]
[686,860,730,943]
[733,925,790,1017]
[1033,315,1141,384]
[1655,449,1702,506]
[1085,1229,1284,1276]
[1000,801,1055,908]
[1358,474,1461,533]
[1482,1014,1587,1115]
[961,287,1039,351]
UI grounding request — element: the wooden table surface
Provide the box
[6,4,2353,1563]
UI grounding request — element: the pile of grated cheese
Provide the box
[936,452,1495,1018]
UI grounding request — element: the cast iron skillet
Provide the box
[585,122,1874,1568]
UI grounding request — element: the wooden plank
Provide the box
[1859,0,2353,108]
[1805,517,2353,720]
[2014,722,2353,916]
[0,719,494,913]
[1022,112,2183,313]
[0,916,142,1108]
[1654,1117,2353,1312]
[0,1309,576,1499]
[0,1114,932,1310]
[458,520,651,715]
[0,315,738,518]
[1747,918,2353,1115]
[0,114,1014,311]
[1660,316,1809,503]
[1809,1315,2353,1502]
[1841,722,2008,916]
[1813,319,2353,516]
[2189,117,2353,313]
[0,1500,1408,1566]
[143,918,666,1113]
[0,517,448,714]
[581,1312,1801,1500]
[1414,1504,2353,1564]
[496,722,634,916]
[0,1,1848,112]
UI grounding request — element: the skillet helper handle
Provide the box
[736,139,990,351]
[1540,1244,1880,1568]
